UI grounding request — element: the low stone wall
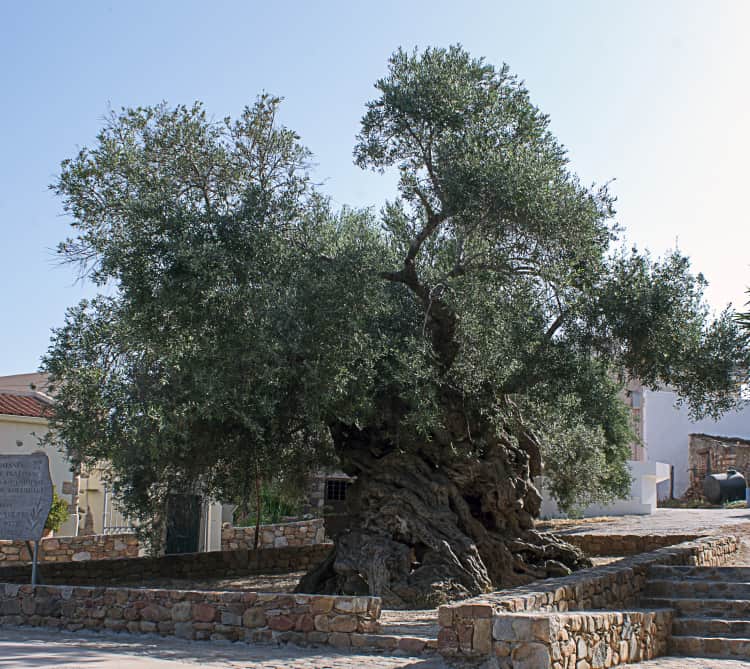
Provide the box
[438,534,739,665]
[221,519,325,551]
[490,610,673,669]
[0,582,380,648]
[562,533,703,557]
[0,533,139,564]
[0,543,333,586]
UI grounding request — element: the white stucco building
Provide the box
[537,459,672,518]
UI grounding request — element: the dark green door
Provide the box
[165,494,201,554]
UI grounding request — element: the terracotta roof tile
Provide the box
[0,393,52,418]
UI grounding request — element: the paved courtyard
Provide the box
[550,507,750,536]
[0,627,444,669]
[2,627,750,668]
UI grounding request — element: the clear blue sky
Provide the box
[2,1,748,376]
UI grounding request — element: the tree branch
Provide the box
[544,312,565,341]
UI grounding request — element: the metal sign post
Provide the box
[31,539,40,587]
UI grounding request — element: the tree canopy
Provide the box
[43,47,749,599]
[44,96,400,541]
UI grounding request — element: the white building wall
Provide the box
[199,500,224,552]
[538,460,670,518]
[644,388,750,499]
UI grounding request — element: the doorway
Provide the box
[165,493,201,554]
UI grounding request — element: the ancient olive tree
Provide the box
[44,47,749,608]
[299,47,749,605]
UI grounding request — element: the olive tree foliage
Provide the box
[349,46,748,510]
[42,97,406,545]
[43,46,750,556]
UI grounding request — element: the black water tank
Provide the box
[703,469,747,504]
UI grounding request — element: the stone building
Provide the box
[624,379,646,461]
[685,433,750,499]
[302,470,354,537]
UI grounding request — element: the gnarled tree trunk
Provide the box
[297,420,591,609]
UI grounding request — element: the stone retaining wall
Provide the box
[0,582,380,648]
[221,519,325,551]
[438,534,739,665]
[0,534,139,564]
[490,610,673,669]
[0,543,333,586]
[562,533,703,557]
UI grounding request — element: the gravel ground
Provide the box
[111,571,308,593]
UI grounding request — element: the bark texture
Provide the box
[297,420,591,609]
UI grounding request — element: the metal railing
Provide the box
[101,486,137,534]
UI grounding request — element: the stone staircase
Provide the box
[641,565,750,660]
[365,609,438,654]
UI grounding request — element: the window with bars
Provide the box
[325,479,348,502]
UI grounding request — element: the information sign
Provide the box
[0,453,54,541]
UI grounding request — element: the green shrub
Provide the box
[45,488,70,533]
[233,479,303,527]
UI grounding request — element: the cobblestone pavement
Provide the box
[0,627,448,669]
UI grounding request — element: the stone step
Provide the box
[673,617,750,638]
[378,610,438,637]
[669,634,750,659]
[646,578,750,599]
[641,597,750,619]
[351,633,437,654]
[649,565,750,581]
[367,609,438,654]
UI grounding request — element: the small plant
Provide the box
[657,497,717,509]
[233,479,303,527]
[45,488,70,533]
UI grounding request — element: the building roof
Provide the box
[0,392,53,419]
[689,433,750,447]
[0,372,50,395]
